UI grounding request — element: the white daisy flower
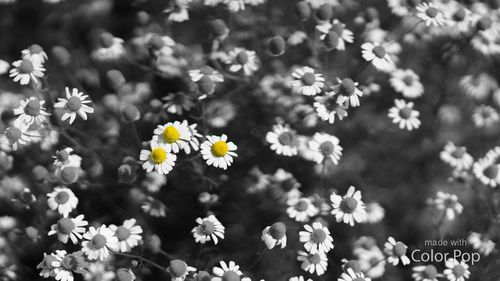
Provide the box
[416,2,448,27]
[331,78,363,107]
[473,150,500,187]
[390,69,424,99]
[286,197,319,222]
[139,141,177,175]
[265,124,299,156]
[37,252,59,278]
[459,73,497,101]
[91,33,125,61]
[152,121,192,153]
[141,171,167,193]
[313,91,348,124]
[21,44,48,64]
[48,214,88,244]
[51,250,89,281]
[289,276,312,281]
[9,58,45,85]
[387,0,417,16]
[361,42,395,72]
[13,97,50,126]
[299,221,334,254]
[363,202,385,223]
[2,123,32,151]
[225,48,259,76]
[388,99,421,130]
[167,259,196,281]
[339,268,372,281]
[53,147,82,168]
[308,132,343,164]
[109,218,143,253]
[412,265,439,281]
[440,142,474,171]
[384,236,410,266]
[181,120,202,154]
[82,225,119,261]
[431,191,463,220]
[47,187,78,217]
[472,105,499,128]
[261,222,287,249]
[331,186,367,226]
[0,59,9,75]
[200,134,238,170]
[316,19,354,50]
[211,261,244,281]
[297,250,328,276]
[357,247,387,278]
[188,66,224,83]
[192,215,225,245]
[468,232,495,256]
[141,197,167,217]
[54,87,94,125]
[443,259,470,281]
[290,66,325,96]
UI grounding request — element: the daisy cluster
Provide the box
[0,0,500,281]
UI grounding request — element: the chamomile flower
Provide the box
[313,91,348,124]
[390,69,424,99]
[21,44,48,64]
[47,187,78,217]
[167,259,196,281]
[299,221,334,254]
[384,237,410,266]
[308,132,343,164]
[330,186,367,226]
[316,19,354,50]
[54,87,94,125]
[139,141,177,175]
[200,134,238,169]
[109,219,143,253]
[472,105,499,128]
[48,215,87,244]
[361,42,395,72]
[192,215,225,245]
[52,250,89,281]
[153,121,192,153]
[265,124,299,156]
[416,2,448,27]
[188,66,224,83]
[473,151,500,188]
[141,197,167,217]
[289,276,312,281]
[286,197,319,222]
[211,261,244,281]
[290,66,325,96]
[431,191,463,220]
[261,222,287,249]
[331,78,363,107]
[440,142,473,171]
[339,268,372,281]
[37,252,59,278]
[297,250,328,276]
[13,97,50,126]
[468,232,495,256]
[82,225,119,261]
[459,73,497,101]
[363,202,385,223]
[2,123,32,151]
[53,148,82,168]
[388,99,421,130]
[443,259,470,281]
[9,58,45,85]
[181,120,202,154]
[226,48,259,76]
[412,265,440,281]
[91,33,125,61]
[387,0,418,16]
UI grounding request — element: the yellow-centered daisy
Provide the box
[153,121,192,153]
[201,134,237,170]
[140,141,177,175]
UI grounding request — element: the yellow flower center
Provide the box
[151,148,167,164]
[211,141,228,157]
[163,126,180,143]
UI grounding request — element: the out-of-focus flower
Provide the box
[109,218,143,253]
[412,265,439,281]
[141,197,167,217]
[473,148,500,187]
[152,121,192,153]
[459,73,497,101]
[290,66,325,96]
[331,186,367,226]
[297,250,328,276]
[388,99,421,130]
[21,44,48,64]
[9,58,45,85]
[201,134,238,170]
[431,191,463,220]
[54,87,94,125]
[440,142,473,171]
[82,225,119,260]
[390,69,424,99]
[162,92,195,115]
[384,237,410,266]
[299,221,334,254]
[472,105,499,128]
[416,2,448,27]
[225,48,259,76]
[289,276,312,281]
[192,215,225,245]
[363,202,385,223]
[115,268,135,281]
[443,259,470,281]
[13,97,50,126]
[48,215,88,244]
[339,269,372,281]
[140,141,177,175]
[286,197,319,222]
[141,171,166,193]
[47,187,79,217]
[2,122,32,151]
[211,261,244,281]
[468,232,495,256]
[266,123,299,156]
[165,0,191,22]
[91,33,125,61]
[308,132,343,164]
[0,59,10,75]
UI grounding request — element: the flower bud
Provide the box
[268,36,286,56]
[116,268,135,281]
[146,234,162,253]
[197,76,215,95]
[25,226,39,241]
[136,11,150,25]
[118,164,137,184]
[316,4,333,21]
[477,16,492,31]
[32,165,48,182]
[107,69,126,90]
[324,31,340,49]
[122,105,141,123]
[168,259,187,278]
[269,222,286,239]
[51,46,71,66]
[100,32,115,48]
[295,1,311,20]
[60,167,79,184]
[211,19,229,38]
[196,271,211,281]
